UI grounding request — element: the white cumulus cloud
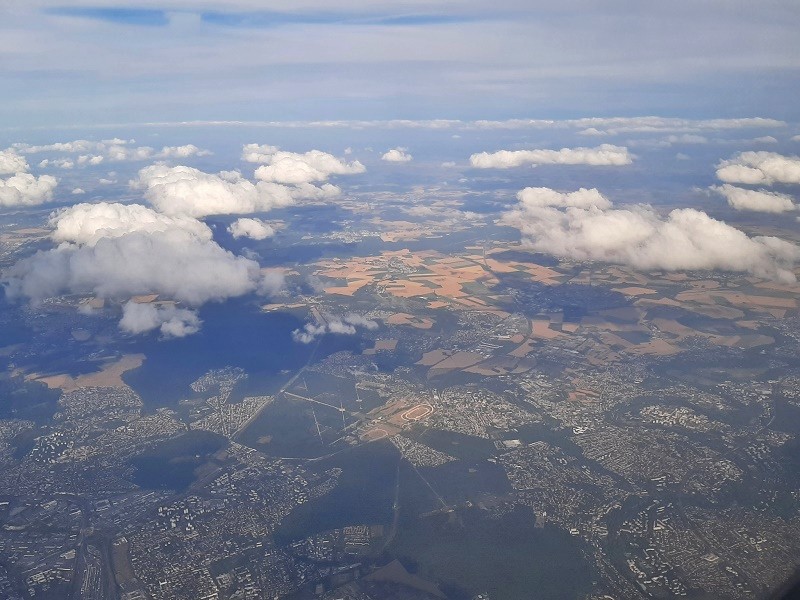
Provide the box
[133,165,296,218]
[716,151,800,185]
[0,148,59,208]
[292,313,378,344]
[516,187,613,210]
[710,184,796,213]
[156,144,211,159]
[501,187,799,282]
[39,158,75,169]
[228,217,275,240]
[4,229,263,306]
[119,301,201,338]
[0,173,59,208]
[381,147,413,162]
[241,143,280,163]
[0,149,30,175]
[292,322,328,344]
[470,144,632,168]
[250,148,365,185]
[50,202,213,246]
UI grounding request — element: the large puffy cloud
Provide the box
[470,144,632,168]
[133,165,295,217]
[381,147,413,162]
[0,149,29,175]
[3,194,283,337]
[248,147,365,184]
[710,184,796,213]
[253,157,340,184]
[255,150,366,184]
[516,187,613,210]
[716,151,800,185]
[502,188,799,281]
[134,165,343,217]
[228,217,275,240]
[119,301,201,338]
[2,143,352,336]
[0,172,58,207]
[50,202,213,246]
[0,147,58,207]
[4,228,263,305]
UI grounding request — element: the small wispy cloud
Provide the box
[46,7,170,26]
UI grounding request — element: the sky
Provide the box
[1,1,800,339]
[2,0,800,129]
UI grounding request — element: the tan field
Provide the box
[635,297,682,308]
[510,338,537,358]
[131,294,159,304]
[427,300,450,309]
[676,289,797,310]
[309,241,786,369]
[417,350,453,366]
[428,351,485,371]
[387,313,434,329]
[613,286,658,296]
[324,279,371,296]
[628,338,682,356]
[531,319,562,340]
[374,339,398,351]
[29,354,145,392]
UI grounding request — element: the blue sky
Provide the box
[2,1,800,130]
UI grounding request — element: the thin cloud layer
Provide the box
[716,152,800,185]
[470,144,632,168]
[710,184,796,214]
[381,147,413,162]
[228,217,275,240]
[502,187,799,281]
[15,139,127,154]
[560,117,784,136]
[16,139,211,167]
[70,118,788,134]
